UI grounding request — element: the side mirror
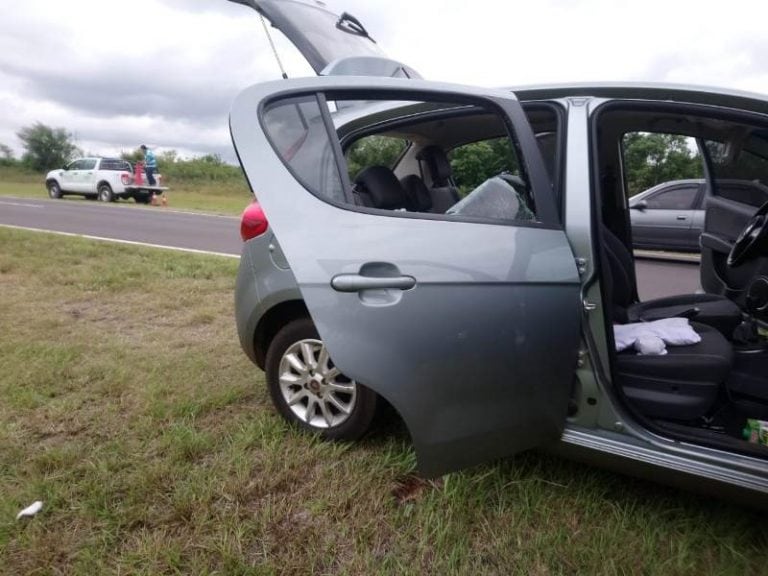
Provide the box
[631,200,648,211]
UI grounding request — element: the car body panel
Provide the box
[231,76,582,476]
[629,180,705,251]
[226,0,419,78]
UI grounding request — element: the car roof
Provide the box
[509,82,768,114]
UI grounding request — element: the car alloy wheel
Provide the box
[265,318,377,440]
[48,182,61,199]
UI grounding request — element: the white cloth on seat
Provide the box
[614,318,701,355]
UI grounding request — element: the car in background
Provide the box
[45,157,165,204]
[629,179,707,252]
[229,0,768,505]
[630,179,768,252]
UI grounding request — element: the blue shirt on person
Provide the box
[144,148,157,168]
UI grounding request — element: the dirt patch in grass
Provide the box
[1,227,767,575]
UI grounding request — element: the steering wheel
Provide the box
[727,200,768,267]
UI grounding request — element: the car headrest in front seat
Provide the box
[417,145,453,186]
[399,175,433,212]
[354,165,408,210]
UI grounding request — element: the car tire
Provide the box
[47,181,62,199]
[265,317,377,441]
[98,184,114,202]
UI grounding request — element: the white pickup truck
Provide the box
[45,157,167,204]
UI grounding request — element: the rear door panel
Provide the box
[231,77,582,476]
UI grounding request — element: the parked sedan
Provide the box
[229,0,768,505]
[629,179,706,252]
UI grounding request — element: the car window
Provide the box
[262,95,345,205]
[67,160,83,170]
[622,132,704,197]
[449,137,519,196]
[705,137,768,207]
[80,159,98,170]
[100,159,131,171]
[645,186,698,210]
[345,135,407,181]
[261,93,542,225]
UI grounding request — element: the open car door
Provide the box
[231,76,582,476]
[227,0,420,78]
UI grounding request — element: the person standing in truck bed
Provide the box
[140,144,158,186]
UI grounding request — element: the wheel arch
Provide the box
[253,299,311,370]
[97,180,112,190]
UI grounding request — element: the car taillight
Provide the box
[121,173,133,185]
[240,201,268,241]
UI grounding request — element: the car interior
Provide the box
[337,101,561,225]
[593,102,768,456]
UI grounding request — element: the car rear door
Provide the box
[231,77,582,476]
[78,158,99,193]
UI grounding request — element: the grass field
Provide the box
[1,228,767,575]
[0,166,252,216]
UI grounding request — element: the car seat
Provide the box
[416,145,461,213]
[603,226,742,337]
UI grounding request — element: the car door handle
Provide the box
[331,274,416,292]
[676,215,687,220]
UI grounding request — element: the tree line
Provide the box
[3,122,703,196]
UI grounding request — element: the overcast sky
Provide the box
[2,0,767,163]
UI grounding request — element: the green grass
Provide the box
[1,228,767,575]
[0,166,253,216]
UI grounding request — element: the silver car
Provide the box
[630,179,768,252]
[230,0,768,504]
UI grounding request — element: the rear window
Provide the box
[100,159,131,171]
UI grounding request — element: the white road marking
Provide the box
[0,224,240,259]
[0,200,45,208]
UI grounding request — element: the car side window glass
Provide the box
[645,187,697,210]
[705,137,768,208]
[449,137,520,196]
[621,132,704,198]
[261,93,545,225]
[68,160,83,170]
[345,135,407,182]
[262,95,345,204]
[81,159,97,170]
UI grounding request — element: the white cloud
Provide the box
[1,0,767,162]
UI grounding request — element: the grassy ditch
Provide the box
[0,166,252,216]
[0,228,767,575]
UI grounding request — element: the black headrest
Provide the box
[399,175,432,212]
[354,165,407,210]
[418,145,452,185]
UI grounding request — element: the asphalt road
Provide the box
[0,196,700,299]
[0,196,241,256]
